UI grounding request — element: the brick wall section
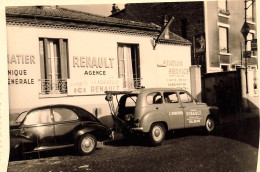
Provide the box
[111,2,205,65]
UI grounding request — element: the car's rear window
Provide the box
[53,108,79,122]
[125,95,137,107]
[147,92,163,104]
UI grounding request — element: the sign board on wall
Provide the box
[164,60,190,91]
[67,78,123,95]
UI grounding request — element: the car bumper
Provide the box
[131,127,144,131]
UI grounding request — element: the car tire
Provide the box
[205,117,215,134]
[77,133,97,155]
[149,123,165,146]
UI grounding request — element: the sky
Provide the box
[60,4,125,16]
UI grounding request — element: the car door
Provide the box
[52,107,81,145]
[145,92,165,114]
[179,91,204,128]
[163,92,185,129]
[21,109,55,152]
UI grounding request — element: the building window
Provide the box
[246,32,253,51]
[117,43,140,89]
[39,38,69,95]
[247,32,257,56]
[218,0,230,15]
[219,27,229,53]
[246,0,254,22]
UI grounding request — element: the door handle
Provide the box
[156,107,159,110]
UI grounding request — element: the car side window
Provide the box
[164,92,179,103]
[147,92,163,104]
[125,96,137,107]
[53,108,78,122]
[179,92,193,103]
[24,109,52,125]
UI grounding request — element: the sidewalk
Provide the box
[218,109,259,124]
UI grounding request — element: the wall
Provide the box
[7,24,191,124]
[204,1,220,71]
[205,0,257,72]
[203,69,259,113]
[203,71,242,113]
[154,43,191,92]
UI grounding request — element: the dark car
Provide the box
[10,104,112,159]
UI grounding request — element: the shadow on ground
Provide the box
[104,116,259,149]
[9,115,259,162]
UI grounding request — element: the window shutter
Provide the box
[44,38,51,80]
[59,39,68,79]
[39,39,45,80]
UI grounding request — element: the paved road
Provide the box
[8,117,259,172]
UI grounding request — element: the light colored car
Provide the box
[105,88,219,146]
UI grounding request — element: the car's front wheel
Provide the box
[77,133,97,155]
[149,123,165,146]
[205,117,215,134]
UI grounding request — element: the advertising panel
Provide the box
[67,78,123,95]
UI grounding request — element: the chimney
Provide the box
[163,14,168,26]
[111,4,120,15]
[163,14,169,39]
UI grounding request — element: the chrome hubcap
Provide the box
[81,137,94,153]
[207,119,214,131]
[152,126,163,141]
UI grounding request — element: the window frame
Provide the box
[178,91,195,104]
[39,37,69,96]
[163,92,179,104]
[218,0,229,16]
[218,0,227,11]
[246,0,254,22]
[219,26,229,54]
[146,92,163,105]
[23,109,53,126]
[52,108,79,122]
[117,43,141,89]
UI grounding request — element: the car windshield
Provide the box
[15,111,28,123]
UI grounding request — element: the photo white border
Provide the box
[0,0,259,171]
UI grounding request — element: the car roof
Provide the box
[28,104,83,110]
[105,88,187,95]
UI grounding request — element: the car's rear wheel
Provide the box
[149,123,165,146]
[77,133,97,155]
[205,117,215,134]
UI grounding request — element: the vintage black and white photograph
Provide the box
[1,0,259,171]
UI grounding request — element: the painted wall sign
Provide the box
[67,78,123,95]
[8,54,36,85]
[8,55,35,64]
[73,56,114,68]
[73,56,116,76]
[163,60,190,90]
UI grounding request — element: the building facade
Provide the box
[111,0,257,74]
[6,6,193,124]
